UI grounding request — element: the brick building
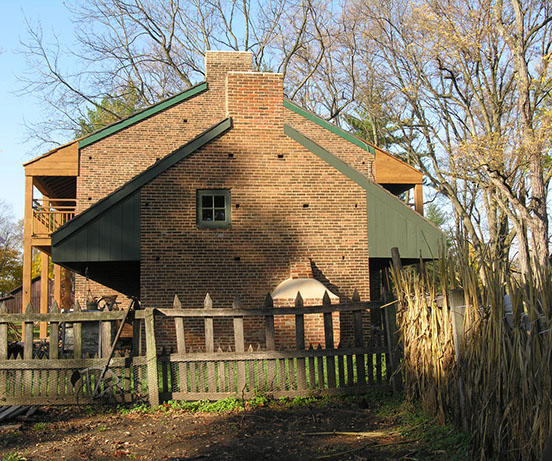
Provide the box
[22,51,443,347]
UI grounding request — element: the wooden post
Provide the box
[382,292,401,392]
[49,301,59,360]
[323,291,336,388]
[391,247,403,272]
[204,293,216,393]
[49,301,60,396]
[73,301,82,359]
[132,305,142,357]
[264,293,277,389]
[173,295,187,393]
[23,302,34,395]
[144,308,159,406]
[40,251,49,339]
[414,184,424,216]
[264,293,275,351]
[100,312,112,358]
[53,264,62,308]
[22,176,34,340]
[352,289,366,385]
[449,288,468,431]
[295,292,307,389]
[233,296,246,394]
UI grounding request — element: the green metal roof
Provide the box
[283,99,376,155]
[52,118,233,262]
[78,82,208,149]
[284,124,444,259]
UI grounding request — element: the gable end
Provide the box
[53,117,232,246]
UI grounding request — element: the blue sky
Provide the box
[0,0,72,220]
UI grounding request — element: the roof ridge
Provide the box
[283,99,375,155]
[78,81,208,149]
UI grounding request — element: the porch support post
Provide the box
[40,251,49,338]
[22,176,33,339]
[414,184,423,216]
[53,264,62,308]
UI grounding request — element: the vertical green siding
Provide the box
[52,191,140,263]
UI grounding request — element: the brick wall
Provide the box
[141,69,370,349]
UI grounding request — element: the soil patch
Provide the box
[0,399,450,460]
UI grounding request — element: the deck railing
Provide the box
[32,199,76,237]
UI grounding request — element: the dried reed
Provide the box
[392,245,552,460]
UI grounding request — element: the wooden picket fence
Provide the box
[0,290,400,407]
[0,301,142,406]
[134,290,400,405]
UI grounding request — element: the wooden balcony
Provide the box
[31,199,76,246]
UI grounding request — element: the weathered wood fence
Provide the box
[0,301,143,406]
[134,291,400,405]
[0,291,400,406]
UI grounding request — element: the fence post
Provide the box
[204,293,216,393]
[323,291,336,388]
[352,289,366,385]
[449,288,468,431]
[264,293,275,351]
[23,302,34,396]
[233,296,246,394]
[73,301,82,360]
[144,308,159,406]
[295,292,307,389]
[173,295,187,394]
[382,292,401,392]
[264,293,277,389]
[100,317,112,358]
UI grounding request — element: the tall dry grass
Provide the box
[392,246,552,460]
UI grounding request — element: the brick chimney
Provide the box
[225,71,284,133]
[205,51,252,94]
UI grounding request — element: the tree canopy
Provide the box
[0,201,23,297]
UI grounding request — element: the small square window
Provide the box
[197,189,231,228]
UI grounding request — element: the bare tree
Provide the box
[18,0,329,149]
[346,0,552,278]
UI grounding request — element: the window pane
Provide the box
[214,210,226,221]
[214,195,225,208]
[202,209,213,221]
[202,195,213,208]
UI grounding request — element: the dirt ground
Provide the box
[0,399,447,461]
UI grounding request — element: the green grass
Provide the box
[31,423,46,432]
[1,453,27,461]
[374,395,470,461]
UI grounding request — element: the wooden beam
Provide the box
[22,176,33,332]
[40,251,49,339]
[414,184,423,216]
[374,149,423,185]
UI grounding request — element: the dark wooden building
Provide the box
[0,276,52,314]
